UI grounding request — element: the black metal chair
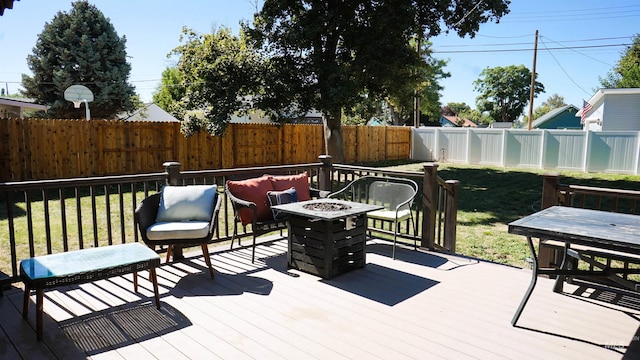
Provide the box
[134,185,221,278]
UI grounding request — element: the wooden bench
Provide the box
[20,243,161,340]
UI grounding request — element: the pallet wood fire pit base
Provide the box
[271,199,383,279]
[288,214,366,279]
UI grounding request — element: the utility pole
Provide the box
[414,33,422,128]
[527,30,538,130]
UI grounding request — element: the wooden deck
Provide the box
[1,238,639,359]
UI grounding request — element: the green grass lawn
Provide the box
[385,162,640,268]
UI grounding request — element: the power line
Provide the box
[539,39,593,97]
[432,43,630,54]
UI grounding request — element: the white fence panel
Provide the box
[542,130,586,171]
[411,127,640,175]
[505,130,543,168]
[438,128,469,163]
[468,129,504,166]
[587,132,639,174]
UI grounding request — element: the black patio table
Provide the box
[508,206,640,326]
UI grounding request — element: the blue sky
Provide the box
[1,0,639,114]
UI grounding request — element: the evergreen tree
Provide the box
[21,1,137,118]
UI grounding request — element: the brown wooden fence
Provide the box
[0,119,411,181]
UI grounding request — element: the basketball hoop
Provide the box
[64,85,94,120]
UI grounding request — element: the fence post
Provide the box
[538,172,560,270]
[422,163,438,249]
[318,155,332,192]
[163,161,182,185]
[444,180,459,253]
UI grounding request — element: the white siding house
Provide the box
[578,88,640,131]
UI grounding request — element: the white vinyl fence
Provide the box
[411,127,640,175]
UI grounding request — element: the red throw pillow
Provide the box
[269,172,311,201]
[226,175,274,225]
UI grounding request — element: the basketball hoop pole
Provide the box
[83,99,91,120]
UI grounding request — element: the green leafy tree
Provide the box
[243,0,509,162]
[474,65,544,122]
[446,102,471,116]
[170,26,263,136]
[529,93,566,121]
[153,67,185,113]
[21,1,137,119]
[600,33,640,88]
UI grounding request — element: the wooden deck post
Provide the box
[538,172,561,269]
[318,155,332,193]
[444,180,459,253]
[162,161,183,258]
[422,163,438,249]
[541,172,560,209]
[163,161,181,185]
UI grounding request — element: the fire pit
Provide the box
[302,202,351,212]
[271,199,383,279]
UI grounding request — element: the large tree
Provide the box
[474,65,544,122]
[600,33,640,89]
[21,1,137,119]
[245,0,510,162]
[170,26,264,136]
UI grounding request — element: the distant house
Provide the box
[531,105,580,129]
[578,88,640,131]
[118,103,178,122]
[439,115,477,128]
[0,97,49,119]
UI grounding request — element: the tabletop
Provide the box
[508,206,640,252]
[271,198,384,220]
[20,242,159,281]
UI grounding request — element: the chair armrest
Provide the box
[225,186,258,210]
[209,193,223,233]
[310,187,330,199]
[134,193,161,241]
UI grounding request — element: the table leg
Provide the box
[512,236,539,326]
[149,266,160,310]
[22,284,30,318]
[36,288,44,341]
[553,242,571,293]
[133,271,139,292]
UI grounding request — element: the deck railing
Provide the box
[0,157,458,287]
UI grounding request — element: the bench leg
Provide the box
[36,289,44,341]
[22,284,31,319]
[149,267,160,309]
[133,271,139,292]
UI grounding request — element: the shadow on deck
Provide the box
[1,237,639,359]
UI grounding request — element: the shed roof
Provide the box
[531,104,578,128]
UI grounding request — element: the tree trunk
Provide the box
[323,114,345,163]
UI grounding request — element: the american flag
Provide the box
[581,100,593,125]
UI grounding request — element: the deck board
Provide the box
[1,238,638,359]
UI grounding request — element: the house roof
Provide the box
[441,115,478,127]
[117,103,179,122]
[577,88,640,116]
[531,104,578,128]
[0,96,49,118]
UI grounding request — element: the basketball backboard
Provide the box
[64,85,93,119]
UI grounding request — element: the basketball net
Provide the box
[73,101,82,109]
